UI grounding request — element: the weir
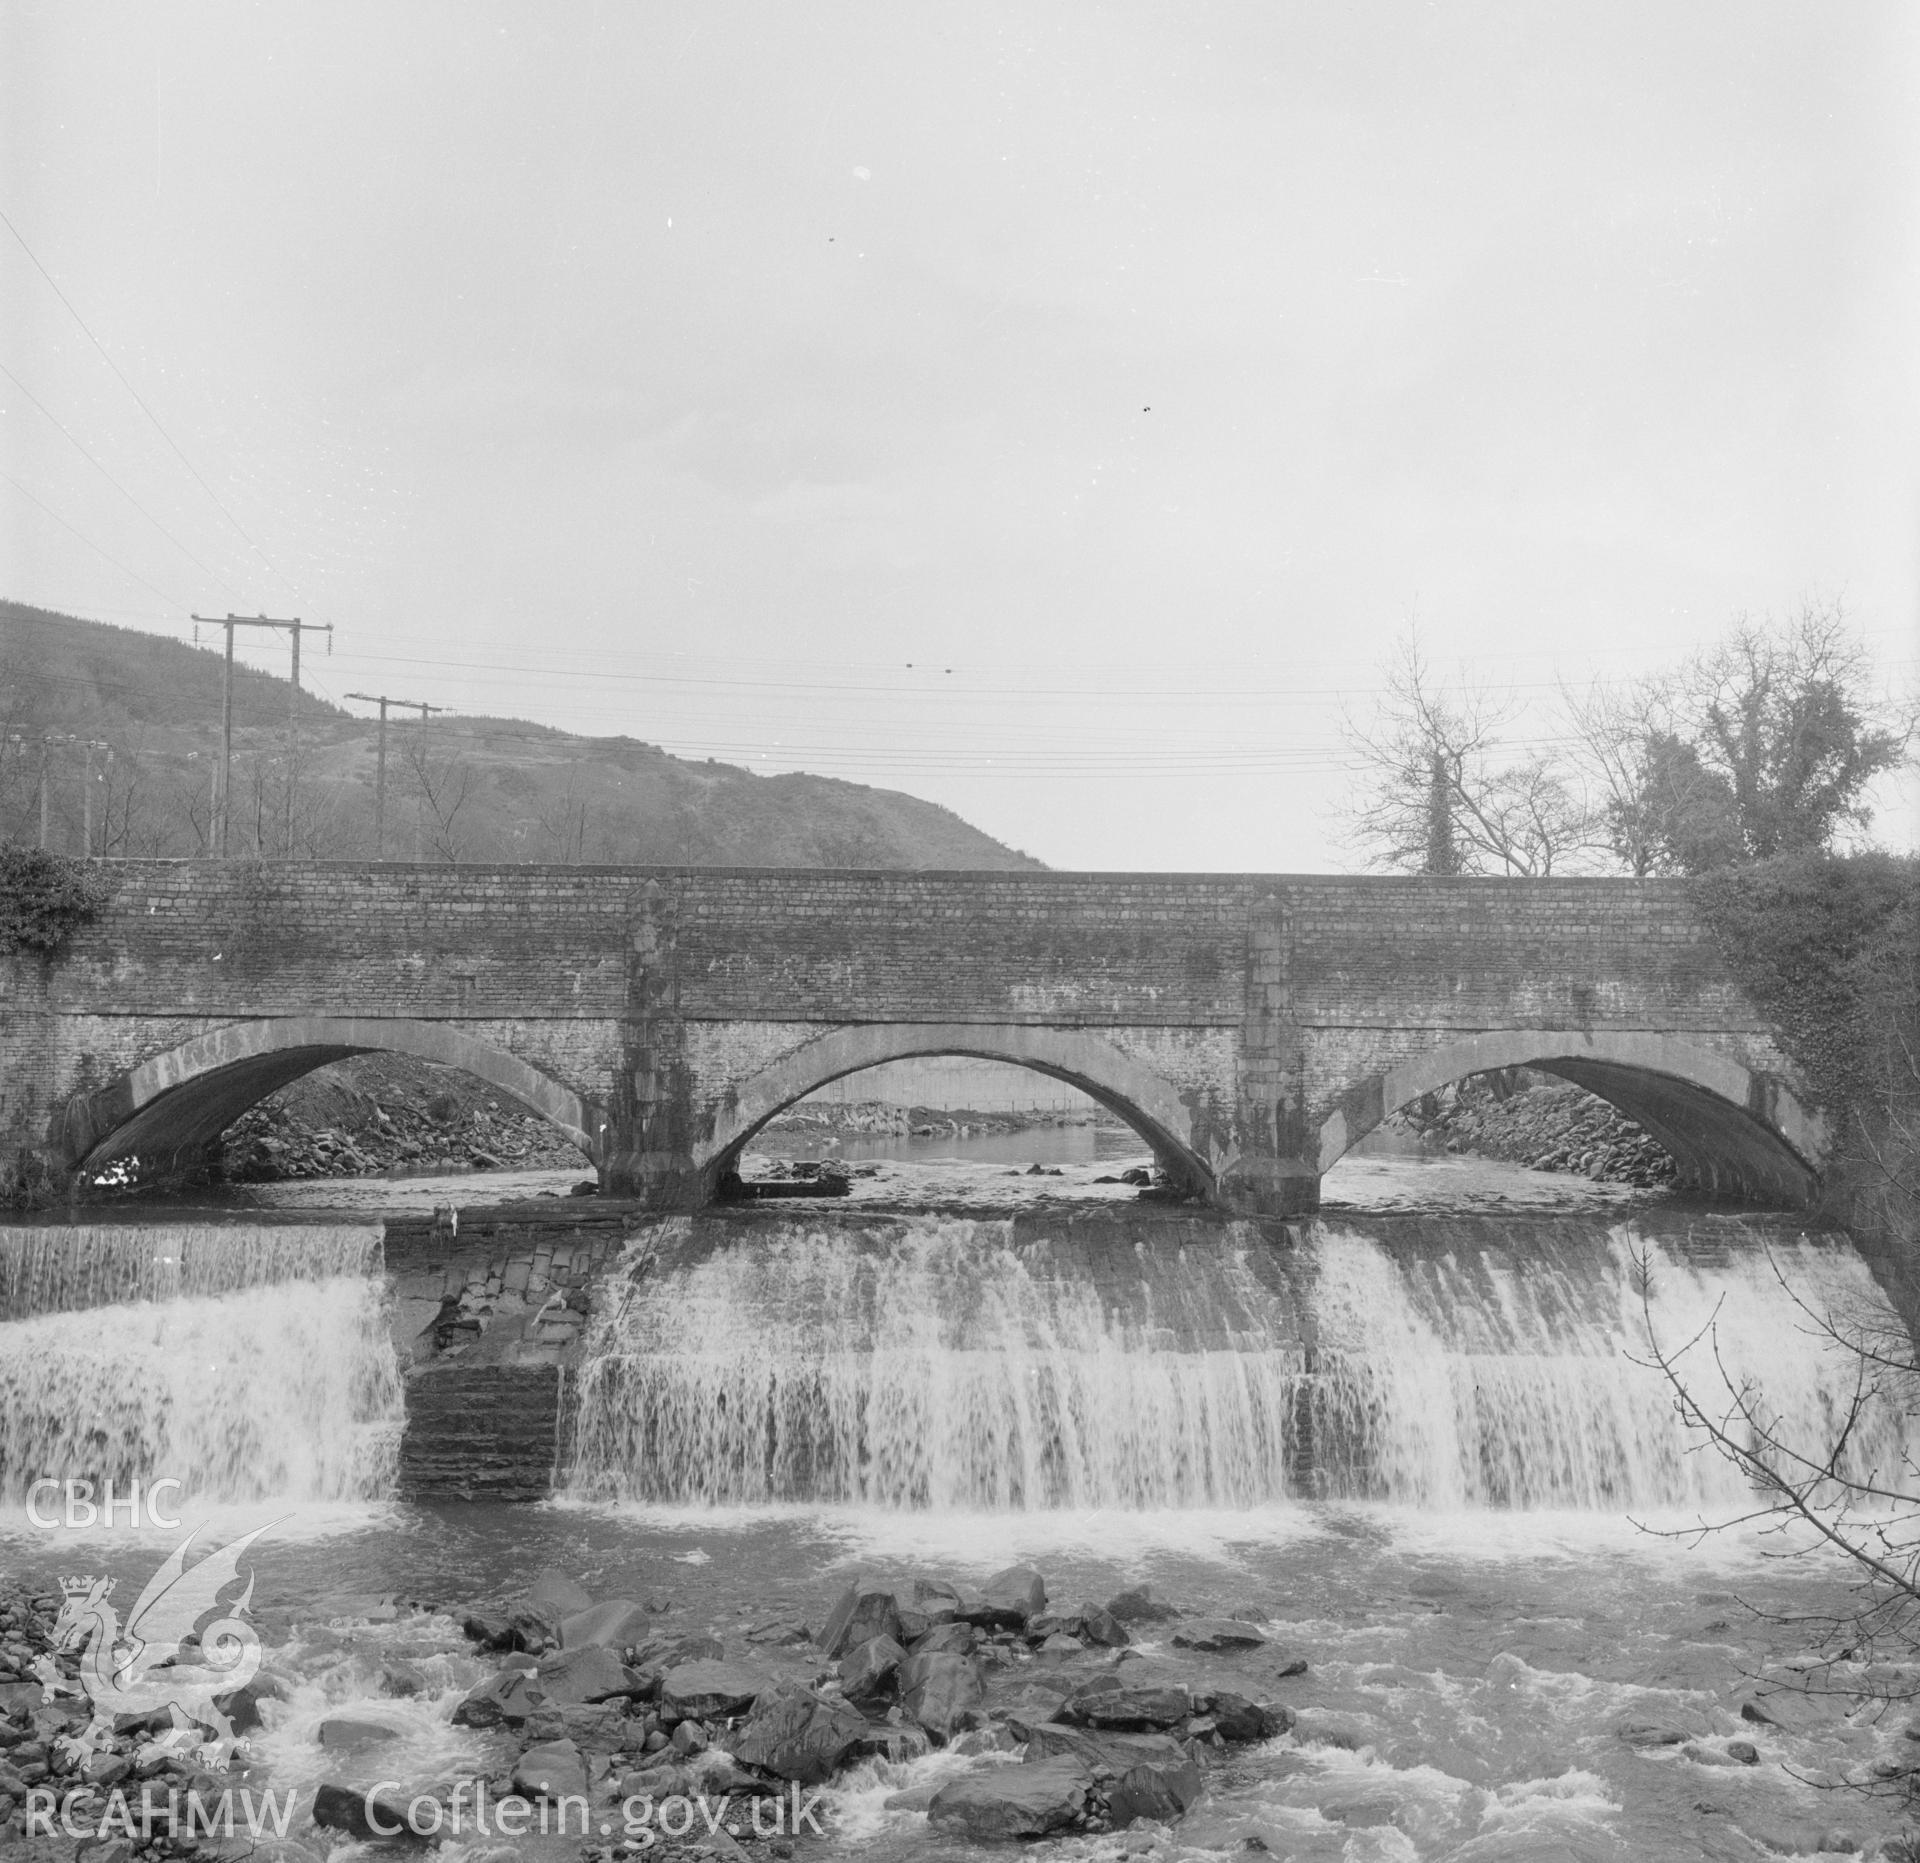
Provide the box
[565,1209,1906,1512]
[1,1203,1905,1517]
[0,1218,403,1507]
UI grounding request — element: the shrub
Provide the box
[0,842,112,956]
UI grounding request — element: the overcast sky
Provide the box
[3,0,1914,868]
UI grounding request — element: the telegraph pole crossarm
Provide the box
[346,691,444,859]
[191,613,329,857]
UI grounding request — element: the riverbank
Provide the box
[762,1102,1110,1141]
[220,1053,589,1183]
[1387,1072,1678,1188]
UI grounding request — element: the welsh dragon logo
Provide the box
[35,1524,274,1770]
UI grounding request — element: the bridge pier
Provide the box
[1217,1160,1323,1218]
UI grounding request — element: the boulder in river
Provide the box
[746,1616,814,1646]
[964,1565,1048,1629]
[1108,1750,1207,1827]
[1105,1585,1180,1624]
[1616,1707,1712,1748]
[730,1683,873,1783]
[892,1577,965,1640]
[523,1701,634,1749]
[1072,1604,1131,1648]
[927,1756,1093,1841]
[377,1660,428,1698]
[841,1633,907,1703]
[561,1598,655,1651]
[914,1620,978,1657]
[512,1737,588,1802]
[1172,1618,1267,1652]
[315,1716,400,1752]
[1059,1681,1192,1730]
[901,1648,986,1740]
[659,1658,767,1720]
[820,1580,906,1657]
[634,1631,724,1668]
[213,1678,272,1732]
[1024,1723,1199,1774]
[1208,1691,1292,1742]
[450,1666,547,1728]
[536,1643,644,1704]
[312,1781,418,1840]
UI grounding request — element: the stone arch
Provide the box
[66,1016,606,1184]
[1317,1028,1823,1206]
[698,1021,1212,1197]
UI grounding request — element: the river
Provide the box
[2,1153,1913,1860]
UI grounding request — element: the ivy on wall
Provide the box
[1692,850,1917,1115]
[0,842,112,956]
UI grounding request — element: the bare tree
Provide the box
[397,729,477,861]
[1635,1239,1920,1782]
[1342,630,1605,875]
[93,734,178,857]
[531,771,591,863]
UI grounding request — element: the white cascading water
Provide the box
[567,1211,1913,1512]
[570,1216,1312,1508]
[1306,1222,1909,1508]
[0,1220,382,1320]
[0,1222,404,1505]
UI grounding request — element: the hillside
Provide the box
[0,600,1042,869]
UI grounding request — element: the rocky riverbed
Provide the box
[1389,1074,1678,1188]
[763,1102,1105,1142]
[8,1522,1917,1863]
[219,1054,588,1184]
[0,1563,1309,1859]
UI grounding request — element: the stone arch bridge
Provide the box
[3,862,1821,1214]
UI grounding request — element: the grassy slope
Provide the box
[0,600,1043,869]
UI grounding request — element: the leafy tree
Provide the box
[1577,602,1911,875]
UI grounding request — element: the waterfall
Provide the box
[570,1214,1313,1508]
[567,1209,1912,1512]
[0,1220,383,1321]
[1305,1221,1908,1507]
[0,1221,403,1506]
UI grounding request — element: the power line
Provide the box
[0,358,245,597]
[0,469,189,608]
[0,202,295,599]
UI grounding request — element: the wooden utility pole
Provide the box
[347,692,443,858]
[37,733,75,849]
[192,614,331,856]
[80,740,111,856]
[282,618,331,853]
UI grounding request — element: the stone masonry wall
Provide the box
[383,1204,639,1500]
[20,862,1758,1033]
